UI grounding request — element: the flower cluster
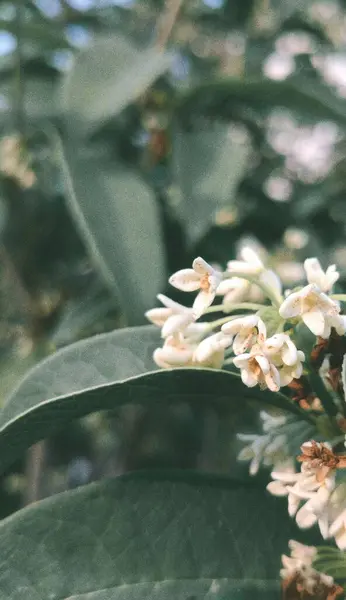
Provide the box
[281,540,343,599]
[146,248,345,392]
[268,441,346,550]
[146,246,346,591]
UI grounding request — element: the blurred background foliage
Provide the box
[2,0,346,515]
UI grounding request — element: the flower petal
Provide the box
[192,256,214,275]
[267,480,288,496]
[194,332,232,363]
[259,269,282,299]
[169,269,201,292]
[145,307,172,327]
[302,308,326,337]
[192,289,215,318]
[255,354,270,374]
[161,312,194,338]
[157,293,187,312]
[240,368,257,387]
[279,290,302,318]
[222,314,259,335]
[281,336,298,366]
[265,364,281,392]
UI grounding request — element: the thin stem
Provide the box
[13,0,25,133]
[207,314,247,330]
[331,294,346,301]
[205,302,265,314]
[155,0,184,50]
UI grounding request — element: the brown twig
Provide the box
[155,0,184,51]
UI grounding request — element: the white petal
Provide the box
[302,308,326,337]
[271,471,299,483]
[217,277,245,295]
[237,433,257,442]
[279,290,302,318]
[227,259,260,274]
[208,272,222,293]
[296,505,318,529]
[192,256,214,275]
[304,258,325,288]
[331,314,346,336]
[157,293,186,312]
[192,289,215,318]
[233,353,251,368]
[265,364,281,392]
[153,348,170,368]
[222,314,259,335]
[169,269,201,292]
[237,446,254,461]
[155,345,194,366]
[241,369,257,387]
[255,354,270,374]
[184,322,210,343]
[194,332,232,363]
[259,269,282,298]
[282,337,298,366]
[267,480,288,496]
[288,492,301,517]
[223,284,249,306]
[161,312,194,338]
[326,264,339,289]
[240,247,264,270]
[145,307,172,327]
[233,332,253,355]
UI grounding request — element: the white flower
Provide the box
[280,540,340,599]
[169,257,222,318]
[279,283,345,339]
[267,444,337,537]
[221,314,266,355]
[153,332,229,370]
[153,334,195,369]
[216,277,252,306]
[280,539,316,580]
[304,257,339,293]
[145,294,195,337]
[233,346,281,391]
[237,432,288,475]
[264,333,305,386]
[193,332,232,367]
[227,247,264,275]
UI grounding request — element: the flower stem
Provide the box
[207,314,247,330]
[205,302,265,314]
[331,294,346,301]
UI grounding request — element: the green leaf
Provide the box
[172,122,250,244]
[0,325,311,474]
[177,78,346,126]
[56,136,166,325]
[0,470,309,598]
[62,34,172,138]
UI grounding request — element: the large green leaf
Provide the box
[62,34,172,138]
[172,122,250,244]
[177,78,346,125]
[57,137,166,325]
[0,325,310,474]
[0,470,310,599]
